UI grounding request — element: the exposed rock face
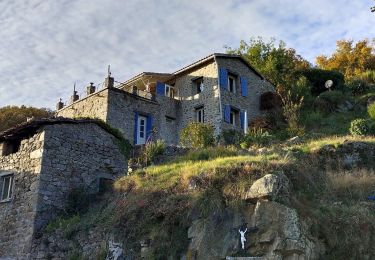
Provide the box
[242,173,290,202]
[185,174,324,260]
[250,200,324,259]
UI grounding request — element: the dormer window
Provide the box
[228,74,237,93]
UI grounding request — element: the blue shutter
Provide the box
[224,105,231,123]
[156,82,165,96]
[134,112,139,145]
[240,111,245,129]
[219,68,228,90]
[240,76,248,97]
[146,115,153,141]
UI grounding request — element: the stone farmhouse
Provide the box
[56,53,275,145]
[0,118,126,258]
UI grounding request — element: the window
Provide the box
[228,74,237,93]
[192,77,204,94]
[165,84,175,98]
[195,106,204,123]
[0,174,14,202]
[230,108,239,126]
[1,139,21,156]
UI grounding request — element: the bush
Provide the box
[220,130,243,145]
[144,139,166,164]
[346,79,369,95]
[180,122,215,148]
[368,102,375,120]
[240,128,274,148]
[357,70,375,84]
[314,90,346,113]
[349,119,370,136]
[297,68,345,95]
[282,91,305,136]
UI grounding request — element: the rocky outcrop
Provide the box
[242,173,290,202]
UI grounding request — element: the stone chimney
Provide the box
[56,98,64,110]
[86,82,96,95]
[104,65,114,89]
[70,83,79,103]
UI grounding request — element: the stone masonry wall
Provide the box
[56,88,110,121]
[0,122,127,259]
[216,57,275,133]
[0,132,44,258]
[171,60,222,137]
[33,123,127,233]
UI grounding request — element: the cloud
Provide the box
[0,0,374,108]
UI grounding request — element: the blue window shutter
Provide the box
[240,76,248,97]
[224,105,231,123]
[219,68,228,90]
[156,82,165,95]
[240,111,245,129]
[134,112,139,145]
[146,115,153,141]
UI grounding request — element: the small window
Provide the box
[228,74,237,93]
[165,84,175,98]
[230,108,239,126]
[0,174,14,202]
[166,116,176,123]
[195,106,204,123]
[1,139,21,156]
[192,77,204,95]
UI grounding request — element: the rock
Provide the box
[106,239,124,260]
[250,200,325,259]
[242,173,290,201]
[285,136,301,145]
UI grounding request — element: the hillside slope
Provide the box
[32,136,375,259]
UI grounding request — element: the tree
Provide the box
[0,105,53,132]
[225,37,311,95]
[316,39,375,80]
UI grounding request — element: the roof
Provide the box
[0,117,111,141]
[171,53,265,79]
[122,72,173,85]
[121,53,267,85]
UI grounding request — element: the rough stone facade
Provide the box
[0,121,127,259]
[56,53,275,145]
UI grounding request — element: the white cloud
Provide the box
[0,0,374,108]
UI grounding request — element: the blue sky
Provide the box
[0,0,374,109]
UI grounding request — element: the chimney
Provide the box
[70,83,79,103]
[86,82,96,95]
[104,65,114,89]
[56,98,64,110]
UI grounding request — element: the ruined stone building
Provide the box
[0,118,126,258]
[56,53,275,145]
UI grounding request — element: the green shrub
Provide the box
[349,119,370,136]
[357,70,375,84]
[240,128,274,148]
[45,215,80,239]
[180,122,215,148]
[314,90,346,113]
[368,102,375,120]
[221,129,243,145]
[282,91,305,136]
[346,79,369,95]
[66,187,91,214]
[297,68,345,95]
[144,139,166,164]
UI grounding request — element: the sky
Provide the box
[0,0,374,109]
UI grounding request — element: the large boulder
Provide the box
[242,173,290,202]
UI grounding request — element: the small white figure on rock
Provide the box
[239,228,247,250]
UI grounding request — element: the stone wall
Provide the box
[170,60,222,137]
[0,132,44,258]
[56,88,110,121]
[0,122,127,259]
[216,57,275,133]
